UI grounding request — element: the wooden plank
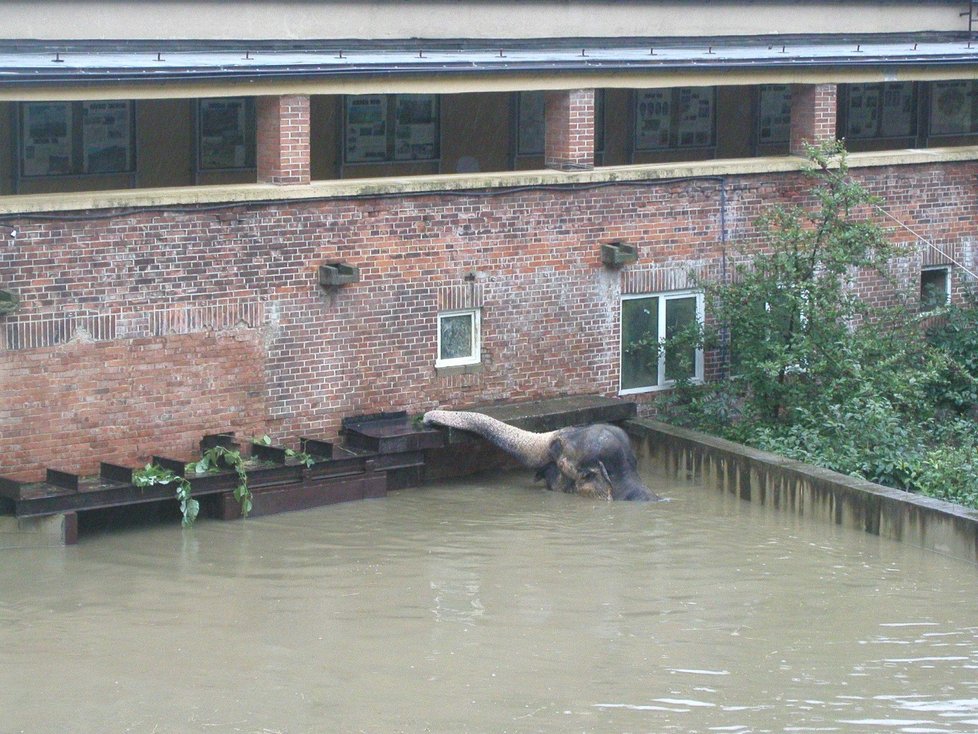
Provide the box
[217,473,384,519]
[299,437,334,460]
[100,462,134,484]
[46,469,79,491]
[250,442,287,464]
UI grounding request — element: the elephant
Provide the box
[423,409,662,501]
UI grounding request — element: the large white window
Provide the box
[620,291,704,393]
[436,309,481,368]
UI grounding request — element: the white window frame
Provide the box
[436,309,481,368]
[619,290,704,395]
[920,265,951,310]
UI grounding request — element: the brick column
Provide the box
[789,84,838,156]
[257,94,310,185]
[544,88,595,171]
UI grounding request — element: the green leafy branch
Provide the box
[133,436,319,529]
[132,463,198,527]
[190,445,252,518]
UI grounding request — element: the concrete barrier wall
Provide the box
[628,419,978,566]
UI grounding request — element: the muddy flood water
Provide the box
[2,466,977,734]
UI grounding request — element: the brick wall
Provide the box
[545,89,595,170]
[257,95,311,185]
[790,84,838,155]
[1,161,976,478]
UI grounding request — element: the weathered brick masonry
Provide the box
[1,162,975,478]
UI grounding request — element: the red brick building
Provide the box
[1,1,977,478]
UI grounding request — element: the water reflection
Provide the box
[0,467,976,733]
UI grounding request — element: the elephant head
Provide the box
[423,409,661,502]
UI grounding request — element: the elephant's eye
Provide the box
[580,466,597,479]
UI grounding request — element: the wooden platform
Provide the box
[0,395,636,544]
[0,420,439,542]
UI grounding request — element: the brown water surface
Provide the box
[1,467,976,733]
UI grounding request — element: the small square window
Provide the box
[920,267,950,311]
[437,309,481,367]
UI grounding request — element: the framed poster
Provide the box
[635,90,671,150]
[345,95,388,163]
[198,98,250,170]
[517,91,545,155]
[82,101,132,174]
[930,81,975,136]
[846,84,881,139]
[757,85,791,145]
[879,82,915,138]
[675,87,714,147]
[394,94,438,161]
[20,102,73,177]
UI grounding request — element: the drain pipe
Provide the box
[718,176,731,380]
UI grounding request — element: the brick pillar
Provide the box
[544,88,595,171]
[789,84,838,156]
[257,94,310,185]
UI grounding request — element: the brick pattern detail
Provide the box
[789,84,838,155]
[544,89,595,171]
[1,162,976,478]
[257,95,311,185]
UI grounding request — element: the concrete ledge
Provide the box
[3,147,977,215]
[0,512,77,549]
[471,394,637,433]
[627,419,978,565]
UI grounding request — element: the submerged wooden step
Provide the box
[341,411,445,454]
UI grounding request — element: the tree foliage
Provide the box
[660,141,978,509]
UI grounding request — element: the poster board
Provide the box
[845,84,881,139]
[634,90,672,150]
[675,87,714,147]
[930,81,976,136]
[82,101,132,174]
[394,94,438,161]
[345,95,389,163]
[879,83,915,138]
[20,102,73,177]
[198,99,249,170]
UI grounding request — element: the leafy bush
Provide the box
[660,142,978,510]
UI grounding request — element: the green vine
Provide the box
[132,463,198,527]
[190,445,252,518]
[256,434,316,468]
[133,437,317,529]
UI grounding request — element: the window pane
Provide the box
[440,314,473,360]
[920,269,949,310]
[621,297,659,390]
[518,91,545,155]
[665,296,698,380]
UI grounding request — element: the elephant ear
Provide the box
[547,434,565,462]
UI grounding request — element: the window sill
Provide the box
[436,362,483,377]
[3,146,978,215]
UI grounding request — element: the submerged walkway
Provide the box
[0,395,636,546]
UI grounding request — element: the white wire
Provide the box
[874,204,978,281]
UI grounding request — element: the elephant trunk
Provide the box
[423,409,556,469]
